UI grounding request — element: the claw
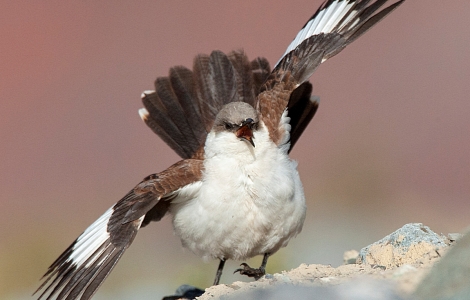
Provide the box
[233,263,249,274]
[233,263,265,280]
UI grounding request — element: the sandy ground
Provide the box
[190,223,460,300]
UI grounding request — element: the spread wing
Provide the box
[139,50,271,160]
[35,159,203,300]
[257,0,405,147]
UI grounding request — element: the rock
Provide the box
[357,223,448,269]
[194,224,459,300]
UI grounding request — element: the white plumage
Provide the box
[35,1,406,298]
[171,120,306,261]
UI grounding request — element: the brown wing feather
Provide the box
[257,0,404,146]
[257,72,299,145]
[35,159,203,300]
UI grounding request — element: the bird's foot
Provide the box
[234,263,265,280]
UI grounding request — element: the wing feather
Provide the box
[37,2,406,298]
[258,0,405,146]
[287,82,319,152]
[35,159,203,300]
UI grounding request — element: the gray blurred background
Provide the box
[1,1,469,299]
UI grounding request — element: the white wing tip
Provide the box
[139,108,149,121]
[311,95,320,104]
[141,90,155,99]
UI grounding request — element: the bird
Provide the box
[35,0,405,299]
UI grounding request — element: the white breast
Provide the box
[170,122,306,261]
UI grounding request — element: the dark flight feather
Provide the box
[287,82,319,151]
[35,159,203,300]
[36,1,405,299]
[257,0,405,145]
[142,51,272,158]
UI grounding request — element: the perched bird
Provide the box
[35,0,405,299]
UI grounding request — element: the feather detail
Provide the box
[35,159,204,300]
[258,0,405,145]
[140,51,272,158]
[227,50,257,107]
[287,82,319,151]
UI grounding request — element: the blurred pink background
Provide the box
[1,1,469,299]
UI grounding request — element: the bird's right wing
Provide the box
[35,159,203,300]
[257,0,405,147]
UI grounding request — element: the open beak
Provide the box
[236,119,255,147]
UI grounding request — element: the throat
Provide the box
[204,122,274,161]
[203,137,283,199]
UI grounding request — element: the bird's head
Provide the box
[213,102,259,148]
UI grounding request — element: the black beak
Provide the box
[236,118,255,147]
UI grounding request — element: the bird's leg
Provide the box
[213,259,226,286]
[234,253,270,280]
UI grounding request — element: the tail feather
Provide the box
[141,51,272,159]
[142,91,194,158]
[155,77,201,153]
[194,51,238,133]
[208,51,239,106]
[192,54,215,133]
[169,67,206,144]
[227,50,257,107]
[155,78,197,138]
[250,57,271,94]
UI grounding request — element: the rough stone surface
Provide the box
[194,223,459,300]
[357,223,447,268]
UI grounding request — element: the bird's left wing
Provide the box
[35,159,203,300]
[257,0,405,147]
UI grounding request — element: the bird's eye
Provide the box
[224,122,234,130]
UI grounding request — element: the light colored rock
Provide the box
[195,224,456,300]
[358,223,447,268]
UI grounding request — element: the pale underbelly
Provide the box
[170,185,306,261]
